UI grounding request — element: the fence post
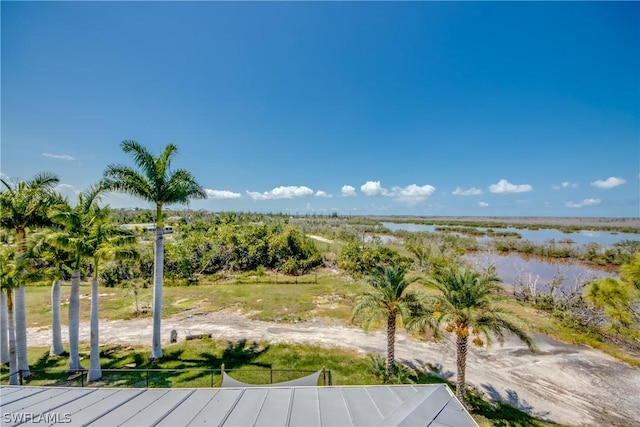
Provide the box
[146,370,149,388]
[211,370,214,388]
[322,367,326,386]
[270,368,273,384]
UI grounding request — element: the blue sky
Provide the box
[2,1,638,217]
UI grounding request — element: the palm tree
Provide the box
[0,172,60,379]
[103,140,205,359]
[0,247,44,384]
[48,247,73,357]
[48,185,105,372]
[411,266,536,404]
[30,232,74,356]
[1,290,9,365]
[351,264,420,375]
[86,218,138,382]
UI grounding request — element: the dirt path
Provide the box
[27,311,640,426]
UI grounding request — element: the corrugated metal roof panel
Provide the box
[221,388,268,426]
[341,387,385,426]
[4,388,88,424]
[19,389,118,427]
[63,388,145,426]
[1,388,67,414]
[317,387,353,427]
[253,387,292,427]
[431,398,479,427]
[120,389,194,427]
[366,386,407,417]
[187,387,243,426]
[388,386,453,426]
[90,389,169,426]
[154,389,218,427]
[289,387,321,427]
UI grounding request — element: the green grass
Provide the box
[22,271,365,326]
[2,340,560,426]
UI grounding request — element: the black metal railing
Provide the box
[0,367,332,388]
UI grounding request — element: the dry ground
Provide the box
[27,310,640,427]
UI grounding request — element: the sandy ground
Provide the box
[307,235,334,244]
[27,311,639,427]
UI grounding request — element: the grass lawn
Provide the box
[1,340,559,427]
[22,270,365,327]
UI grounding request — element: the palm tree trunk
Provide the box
[1,291,9,365]
[386,311,397,375]
[68,270,82,372]
[150,228,164,360]
[14,227,30,379]
[456,334,468,404]
[50,280,64,356]
[14,286,30,379]
[6,289,19,385]
[87,278,102,382]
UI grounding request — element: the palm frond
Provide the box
[103,166,154,202]
[121,140,158,177]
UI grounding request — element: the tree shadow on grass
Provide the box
[466,383,555,427]
[143,339,270,387]
[21,340,279,389]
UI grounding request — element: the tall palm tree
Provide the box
[411,266,536,404]
[29,230,74,356]
[86,219,138,382]
[351,264,420,375]
[1,290,9,365]
[0,172,60,379]
[103,140,205,359]
[48,185,105,372]
[0,247,44,384]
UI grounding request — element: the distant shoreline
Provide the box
[366,215,640,230]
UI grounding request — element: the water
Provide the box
[464,253,616,292]
[381,222,639,247]
[380,221,624,292]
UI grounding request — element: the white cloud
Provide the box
[478,201,489,207]
[551,181,578,190]
[341,185,357,197]
[489,179,533,193]
[54,183,80,198]
[247,186,314,200]
[566,198,601,208]
[591,177,626,189]
[315,190,332,198]
[452,186,483,196]
[42,152,77,161]
[391,184,436,204]
[205,189,242,199]
[361,181,390,196]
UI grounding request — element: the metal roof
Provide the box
[0,384,477,427]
